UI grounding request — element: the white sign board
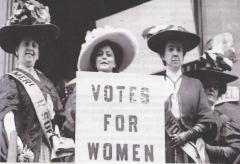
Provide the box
[216,86,240,105]
[75,71,170,163]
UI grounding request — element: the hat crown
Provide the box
[200,51,232,72]
[200,32,236,72]
[143,25,189,40]
[80,26,119,56]
[158,25,188,33]
[7,0,51,26]
[0,0,59,54]
[80,26,137,57]
[185,33,238,84]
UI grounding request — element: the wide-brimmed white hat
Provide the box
[77,26,138,72]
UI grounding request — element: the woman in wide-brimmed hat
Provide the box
[0,0,65,162]
[185,33,240,164]
[62,26,138,139]
[77,26,137,72]
[145,25,217,163]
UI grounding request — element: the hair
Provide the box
[90,40,123,72]
[218,83,227,97]
[14,34,43,57]
[157,40,186,66]
[201,80,227,98]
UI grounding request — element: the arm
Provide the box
[3,111,23,148]
[170,79,217,147]
[0,75,22,148]
[206,144,238,163]
[195,80,217,141]
[62,87,76,139]
[0,75,20,120]
[207,120,240,162]
[3,111,16,141]
[170,123,210,147]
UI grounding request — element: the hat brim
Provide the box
[78,29,137,72]
[147,30,200,54]
[185,69,238,84]
[0,24,60,53]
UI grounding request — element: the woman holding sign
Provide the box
[63,26,138,139]
[0,0,66,162]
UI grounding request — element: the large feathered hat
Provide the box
[0,0,60,54]
[185,33,238,84]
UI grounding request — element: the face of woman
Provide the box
[95,45,116,72]
[203,79,220,106]
[163,41,184,72]
[16,37,39,69]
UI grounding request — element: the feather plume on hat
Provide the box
[186,32,238,84]
[202,32,236,71]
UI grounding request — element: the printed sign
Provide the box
[216,86,239,105]
[75,71,170,163]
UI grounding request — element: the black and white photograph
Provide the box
[0,0,240,163]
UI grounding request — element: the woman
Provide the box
[145,25,217,163]
[0,0,65,162]
[185,34,240,164]
[62,26,138,138]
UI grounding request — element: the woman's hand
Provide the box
[170,124,206,148]
[169,131,188,148]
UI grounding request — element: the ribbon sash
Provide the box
[165,97,208,164]
[8,70,54,147]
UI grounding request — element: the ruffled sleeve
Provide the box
[0,75,19,121]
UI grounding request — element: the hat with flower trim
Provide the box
[0,0,60,54]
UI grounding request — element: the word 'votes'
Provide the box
[91,84,150,104]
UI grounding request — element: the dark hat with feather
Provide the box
[143,25,200,57]
[185,33,238,84]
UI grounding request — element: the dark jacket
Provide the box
[206,108,240,164]
[0,69,64,162]
[163,74,217,163]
